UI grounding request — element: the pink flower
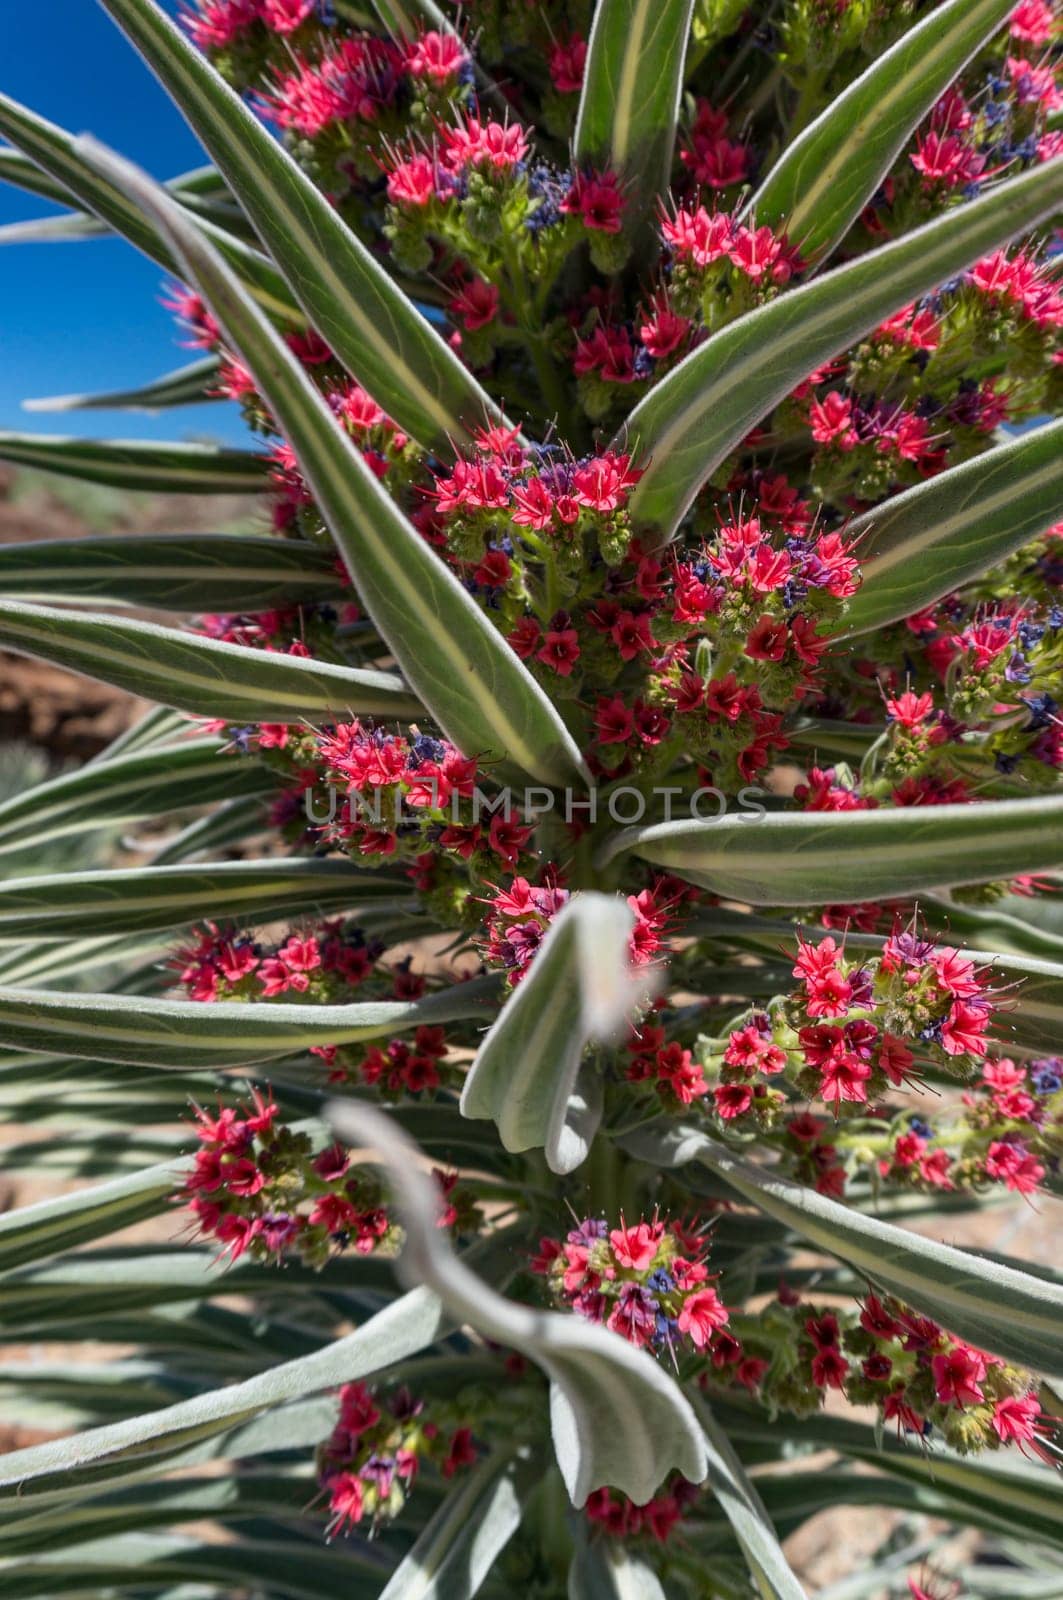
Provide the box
[810,391,857,447]
[609,1220,662,1271]
[571,451,642,511]
[940,1000,990,1058]
[991,1392,1043,1443]
[387,154,438,206]
[405,30,468,84]
[932,1344,986,1407]
[676,1288,729,1349]
[886,689,934,728]
[985,1140,1044,1195]
[661,206,734,266]
[910,132,984,188]
[442,117,529,172]
[326,1471,365,1532]
[260,0,314,33]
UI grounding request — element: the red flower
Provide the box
[549,33,587,93]
[448,277,500,331]
[562,169,624,233]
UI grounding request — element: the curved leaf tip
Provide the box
[327,1099,708,1504]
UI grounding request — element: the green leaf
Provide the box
[622,1125,1063,1375]
[78,138,589,790]
[0,1286,447,1504]
[599,795,1063,905]
[0,858,410,942]
[0,740,272,857]
[0,1473,325,1558]
[0,1160,181,1273]
[749,0,1015,264]
[0,432,269,493]
[573,0,695,250]
[0,598,422,722]
[714,1399,1063,1554]
[0,533,345,610]
[841,418,1063,637]
[90,705,189,763]
[328,1100,708,1505]
[567,1534,668,1600]
[0,1531,388,1600]
[696,1401,808,1600]
[150,793,272,866]
[983,949,1063,1057]
[0,211,114,245]
[0,144,81,207]
[461,894,647,1173]
[377,1450,534,1600]
[0,976,500,1067]
[0,91,295,320]
[622,158,1063,540]
[98,0,509,453]
[23,355,222,414]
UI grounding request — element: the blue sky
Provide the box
[0,0,247,444]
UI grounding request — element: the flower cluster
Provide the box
[585,1476,701,1543]
[698,924,1000,1126]
[872,1053,1061,1198]
[711,1289,1050,1461]
[533,1215,729,1357]
[173,918,385,1004]
[180,1094,479,1264]
[181,1094,397,1265]
[480,877,676,983]
[317,1381,477,1536]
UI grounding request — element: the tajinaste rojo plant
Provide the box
[0,0,1061,1594]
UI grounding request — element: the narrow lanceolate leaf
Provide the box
[461,895,647,1173]
[983,950,1063,1057]
[573,0,695,248]
[0,739,273,857]
[0,1160,182,1273]
[0,977,499,1068]
[841,418,1063,636]
[0,211,112,245]
[696,1401,808,1600]
[98,0,508,453]
[0,1532,389,1600]
[0,858,411,942]
[23,355,221,415]
[0,145,229,218]
[598,796,1063,905]
[0,433,270,493]
[0,145,79,207]
[749,0,1015,264]
[0,599,422,723]
[622,1125,1063,1376]
[376,1450,534,1600]
[721,1403,1063,1555]
[568,1534,668,1600]
[622,158,1063,540]
[79,141,589,790]
[0,534,346,610]
[0,1286,448,1503]
[329,1102,708,1506]
[0,91,295,320]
